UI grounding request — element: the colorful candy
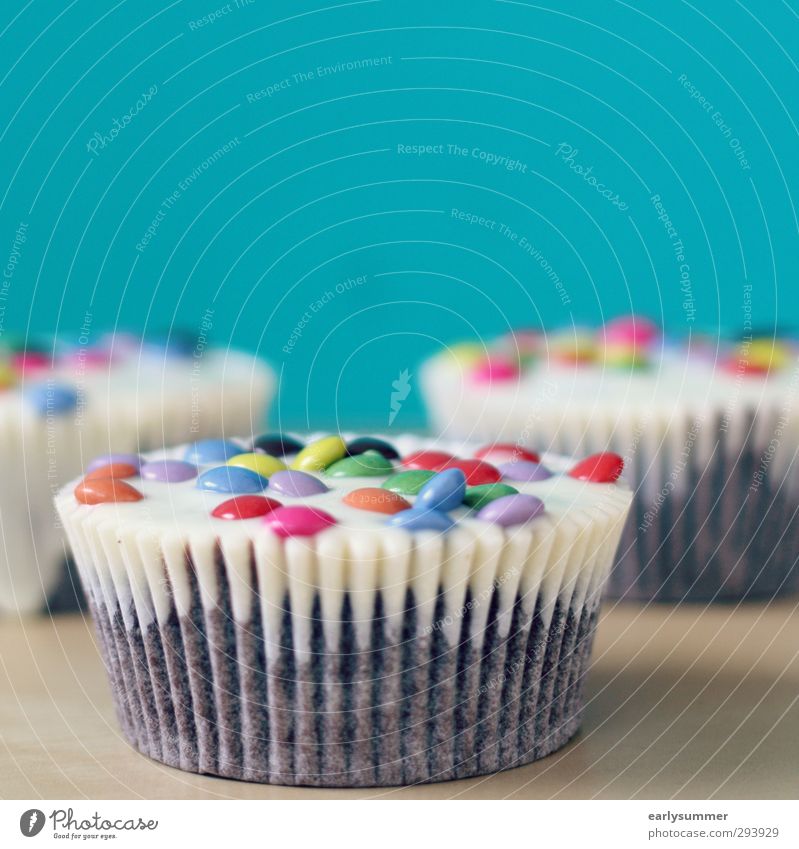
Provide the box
[382,469,436,495]
[140,460,198,483]
[438,458,502,485]
[549,330,597,365]
[497,460,552,482]
[75,478,143,505]
[387,508,455,532]
[252,433,304,456]
[264,505,337,537]
[212,495,282,520]
[87,453,142,472]
[227,452,287,478]
[463,483,518,510]
[326,450,394,477]
[474,443,540,464]
[0,362,15,389]
[343,488,411,514]
[291,435,346,472]
[603,315,657,346]
[85,462,138,481]
[346,436,400,459]
[184,439,242,464]
[25,384,78,415]
[401,449,453,471]
[476,493,545,527]
[415,468,467,512]
[268,470,329,497]
[568,452,624,483]
[443,342,485,368]
[196,466,269,494]
[469,355,519,384]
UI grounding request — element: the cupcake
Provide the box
[55,433,631,787]
[0,335,274,614]
[421,319,799,601]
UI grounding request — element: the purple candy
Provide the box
[477,493,546,527]
[268,469,329,497]
[498,460,553,482]
[87,452,142,472]
[140,459,198,483]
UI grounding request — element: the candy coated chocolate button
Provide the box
[474,443,540,464]
[291,435,347,472]
[87,453,142,472]
[568,452,624,483]
[463,483,518,510]
[346,436,400,459]
[401,449,453,471]
[343,488,411,514]
[12,351,50,373]
[25,383,78,415]
[469,355,519,384]
[85,463,138,481]
[603,315,657,346]
[326,450,394,477]
[184,439,242,464]
[0,362,15,388]
[415,468,466,512]
[228,452,287,478]
[477,494,545,526]
[442,342,485,367]
[141,460,198,483]
[387,508,455,532]
[75,478,143,505]
[253,433,304,456]
[382,469,435,495]
[212,495,282,520]
[264,506,337,537]
[497,460,552,482]
[439,458,502,485]
[268,470,329,497]
[196,466,269,494]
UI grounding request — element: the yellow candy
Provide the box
[442,342,485,368]
[227,452,287,478]
[0,362,15,389]
[291,435,347,472]
[603,343,648,369]
[747,339,791,371]
[550,332,597,364]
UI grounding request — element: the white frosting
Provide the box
[0,350,274,614]
[55,434,632,655]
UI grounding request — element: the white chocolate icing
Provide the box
[1,350,274,614]
[55,434,632,655]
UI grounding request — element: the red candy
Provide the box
[74,478,143,504]
[469,355,520,384]
[12,351,51,374]
[264,505,337,537]
[568,452,624,483]
[85,462,138,481]
[474,443,540,464]
[401,449,454,471]
[212,495,282,520]
[439,458,502,485]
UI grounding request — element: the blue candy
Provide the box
[196,466,268,494]
[415,468,466,512]
[184,439,242,464]
[25,383,78,415]
[387,508,455,532]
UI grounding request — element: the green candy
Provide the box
[382,469,436,495]
[326,450,394,477]
[463,483,519,510]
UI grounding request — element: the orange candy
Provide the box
[75,478,144,505]
[84,462,138,481]
[343,487,411,514]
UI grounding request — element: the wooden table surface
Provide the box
[1,599,797,800]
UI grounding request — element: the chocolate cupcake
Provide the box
[55,433,631,787]
[421,319,799,601]
[0,336,273,614]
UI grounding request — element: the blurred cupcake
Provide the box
[0,335,274,614]
[56,433,631,786]
[421,319,799,601]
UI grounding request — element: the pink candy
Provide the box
[264,505,337,537]
[469,355,519,384]
[602,315,658,347]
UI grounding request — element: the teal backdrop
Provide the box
[1,0,797,429]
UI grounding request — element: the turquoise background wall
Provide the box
[1,0,797,429]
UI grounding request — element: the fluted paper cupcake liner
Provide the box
[59,491,629,786]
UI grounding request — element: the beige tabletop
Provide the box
[1,599,797,800]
